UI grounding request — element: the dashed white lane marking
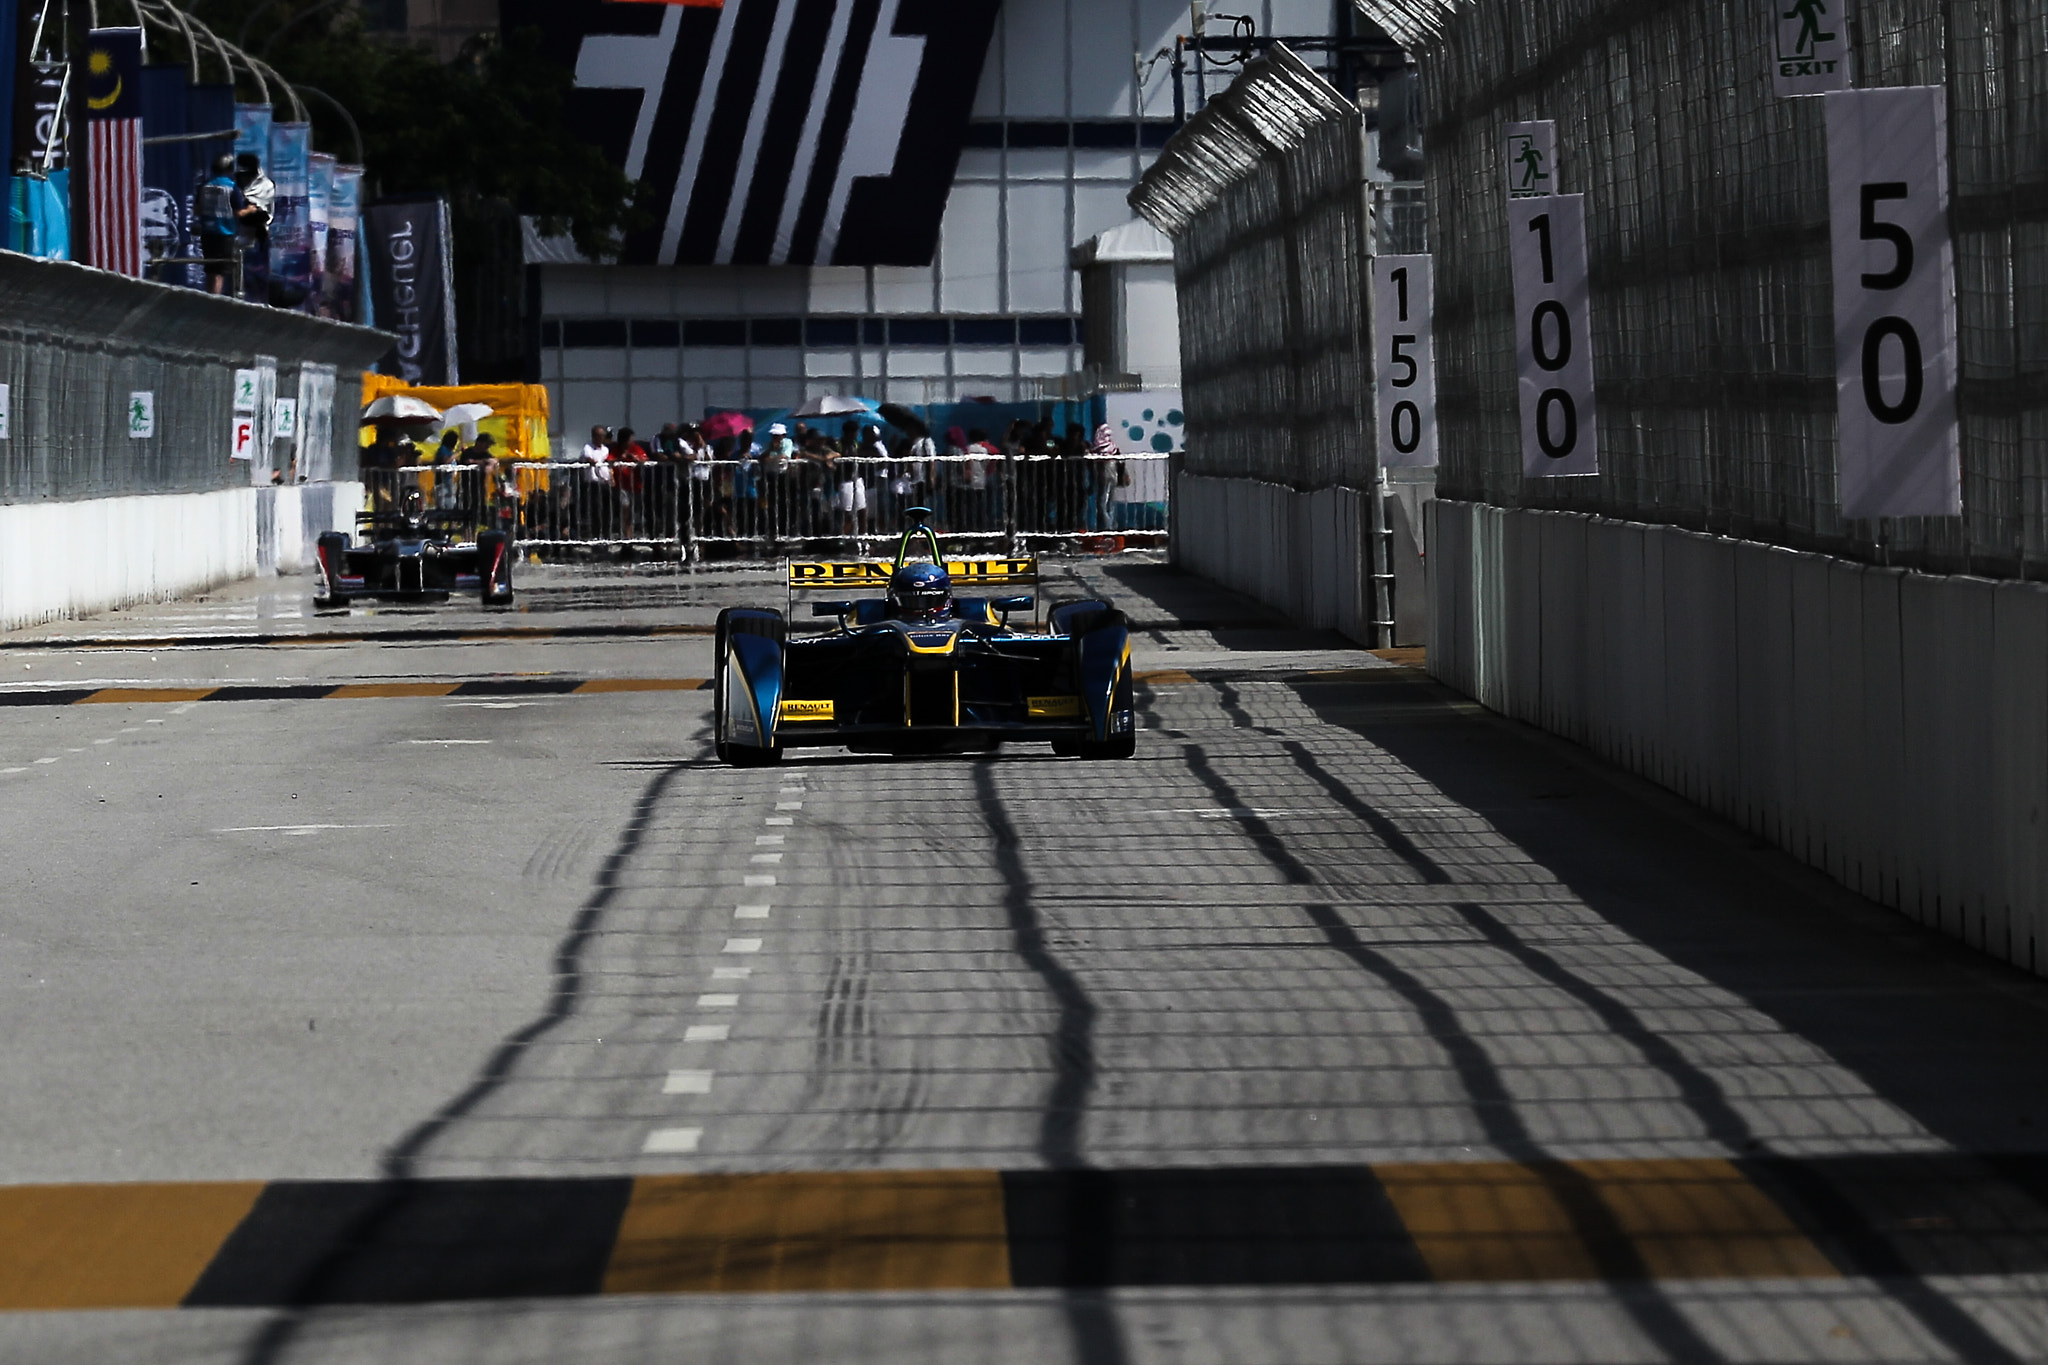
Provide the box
[696,993,740,1009]
[764,817,794,827]
[775,801,804,811]
[735,904,771,920]
[724,938,763,953]
[216,823,397,836]
[407,739,493,746]
[664,1070,714,1095]
[0,768,26,775]
[755,835,785,846]
[33,758,59,765]
[744,873,776,887]
[749,853,783,864]
[118,728,140,733]
[684,1024,730,1042]
[642,1127,703,1155]
[712,966,750,980]
[445,701,556,709]
[92,738,116,746]
[145,719,166,725]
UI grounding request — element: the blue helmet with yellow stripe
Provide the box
[889,562,951,622]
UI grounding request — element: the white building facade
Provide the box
[522,0,1342,436]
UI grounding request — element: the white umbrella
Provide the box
[361,394,444,423]
[439,402,496,440]
[790,395,880,419]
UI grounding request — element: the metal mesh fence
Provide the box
[1361,0,2048,578]
[359,455,1171,558]
[1131,46,1376,492]
[0,254,386,504]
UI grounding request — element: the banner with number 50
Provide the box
[1826,85,1960,519]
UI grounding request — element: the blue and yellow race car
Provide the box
[713,513,1135,765]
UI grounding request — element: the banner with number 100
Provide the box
[1509,194,1599,477]
[1825,85,1960,519]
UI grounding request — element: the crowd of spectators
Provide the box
[357,414,1139,549]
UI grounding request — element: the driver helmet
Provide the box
[888,562,952,622]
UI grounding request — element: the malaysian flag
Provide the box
[85,28,146,278]
[504,0,999,267]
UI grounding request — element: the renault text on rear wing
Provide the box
[786,558,1040,589]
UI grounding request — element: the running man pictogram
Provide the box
[1782,0,1835,56]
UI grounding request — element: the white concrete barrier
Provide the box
[1172,472,1386,643]
[0,481,364,634]
[1429,499,2048,978]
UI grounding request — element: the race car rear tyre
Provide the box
[714,607,785,767]
[478,531,515,606]
[313,531,351,609]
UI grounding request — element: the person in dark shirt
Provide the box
[195,154,245,295]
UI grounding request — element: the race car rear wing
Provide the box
[785,557,1040,590]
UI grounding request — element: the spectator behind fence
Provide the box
[234,153,274,302]
[562,425,610,536]
[611,427,649,539]
[760,423,797,545]
[1091,422,1125,532]
[195,154,246,296]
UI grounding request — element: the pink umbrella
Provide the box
[701,411,755,442]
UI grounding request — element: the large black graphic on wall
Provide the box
[502,0,1000,268]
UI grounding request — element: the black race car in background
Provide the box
[713,512,1136,765]
[314,492,514,609]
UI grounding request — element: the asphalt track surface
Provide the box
[2,560,2047,1363]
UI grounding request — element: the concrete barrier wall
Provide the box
[0,482,361,632]
[1429,499,2048,977]
[1174,471,1431,645]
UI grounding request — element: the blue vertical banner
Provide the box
[234,103,272,301]
[328,164,364,324]
[307,151,334,313]
[184,84,234,284]
[139,65,190,283]
[267,120,313,306]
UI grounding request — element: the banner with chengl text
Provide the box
[365,197,459,385]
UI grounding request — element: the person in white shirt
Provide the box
[902,428,939,527]
[836,423,877,538]
[561,425,609,536]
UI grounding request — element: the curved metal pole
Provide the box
[259,0,353,57]
[294,83,362,166]
[149,0,247,92]
[135,1,200,82]
[235,0,289,50]
[244,52,306,120]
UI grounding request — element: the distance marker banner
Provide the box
[1372,254,1438,469]
[1508,194,1599,477]
[1825,85,1959,519]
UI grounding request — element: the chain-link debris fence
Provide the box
[1131,46,1375,494]
[0,254,384,504]
[1360,0,2048,578]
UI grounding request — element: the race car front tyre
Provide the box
[1075,660,1137,759]
[714,607,786,767]
[313,532,351,608]
[478,531,514,606]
